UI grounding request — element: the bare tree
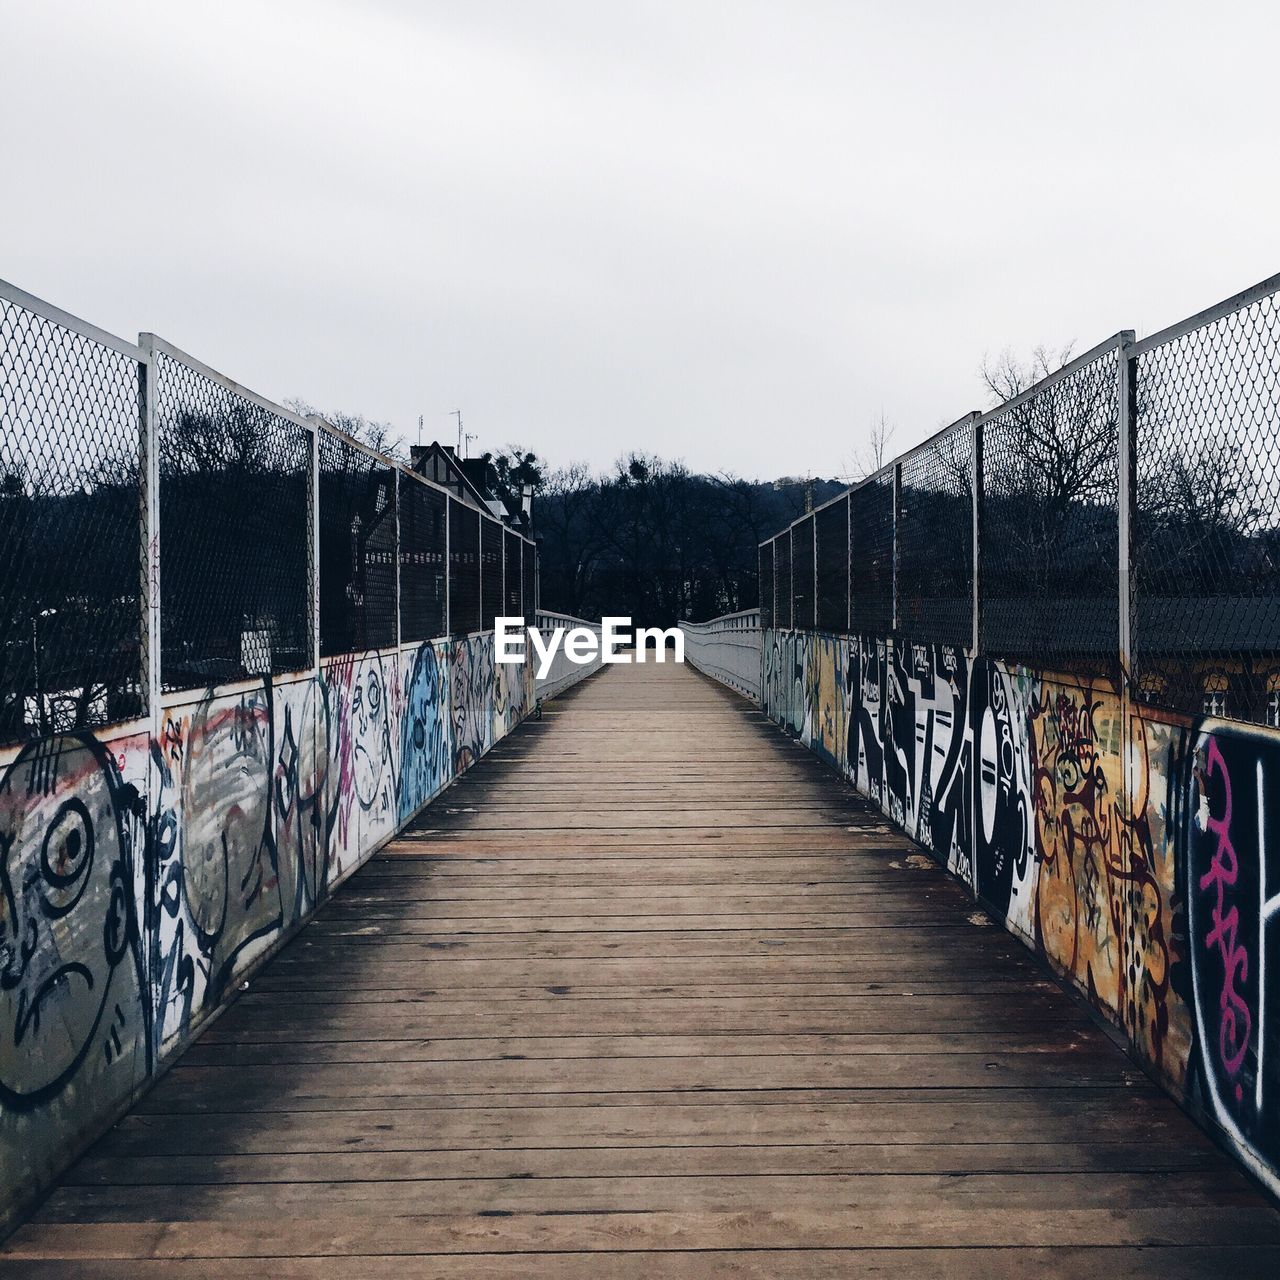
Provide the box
[980,342,1076,407]
[285,398,406,460]
[842,411,897,483]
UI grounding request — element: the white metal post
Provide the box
[1117,332,1136,686]
[310,426,321,671]
[443,499,451,638]
[475,511,483,635]
[846,495,853,635]
[891,463,902,633]
[137,335,163,737]
[812,516,818,630]
[393,469,402,649]
[1116,331,1137,985]
[971,421,982,655]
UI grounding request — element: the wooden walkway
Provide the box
[5,660,1280,1276]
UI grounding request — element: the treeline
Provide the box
[503,452,844,626]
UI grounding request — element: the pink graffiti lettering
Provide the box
[1198,737,1252,1087]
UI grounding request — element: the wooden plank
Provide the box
[95,1096,1202,1155]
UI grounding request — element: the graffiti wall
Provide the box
[0,634,535,1228]
[0,730,151,1213]
[758,625,1280,1197]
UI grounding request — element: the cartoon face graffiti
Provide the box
[350,661,388,809]
[0,735,140,1107]
[180,689,282,993]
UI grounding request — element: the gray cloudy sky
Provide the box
[2,0,1277,479]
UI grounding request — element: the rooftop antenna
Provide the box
[417,414,424,447]
[451,409,463,454]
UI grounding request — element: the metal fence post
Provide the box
[444,499,451,637]
[1117,332,1137,689]
[846,495,853,635]
[891,462,902,633]
[393,467,402,649]
[811,515,818,630]
[972,421,983,655]
[1116,330,1138,1035]
[137,335,163,736]
[309,426,321,671]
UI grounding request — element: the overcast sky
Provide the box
[2,0,1276,479]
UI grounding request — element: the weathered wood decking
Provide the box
[4,660,1280,1276]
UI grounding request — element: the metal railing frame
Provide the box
[0,278,539,750]
[754,271,1280,725]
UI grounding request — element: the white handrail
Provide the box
[678,611,762,701]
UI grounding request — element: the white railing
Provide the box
[678,609,762,700]
[533,610,605,700]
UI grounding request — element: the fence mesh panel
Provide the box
[980,348,1120,670]
[522,535,537,624]
[504,530,523,621]
[815,496,849,632]
[449,499,481,635]
[791,515,815,629]
[482,516,504,632]
[317,429,397,656]
[757,540,774,629]
[897,424,973,647]
[399,472,447,642]
[522,536,537,625]
[0,297,143,743]
[850,471,894,635]
[1134,294,1280,723]
[156,351,310,688]
[774,534,792,629]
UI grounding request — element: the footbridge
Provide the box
[6,658,1278,1276]
[5,273,1280,1273]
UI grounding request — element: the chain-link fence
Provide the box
[481,514,504,633]
[897,419,974,648]
[399,470,447,643]
[1,281,538,743]
[1134,285,1280,723]
[317,426,398,657]
[760,275,1280,732]
[774,529,792,630]
[522,538,537,627]
[449,498,481,636]
[980,342,1120,671]
[850,470,895,636]
[0,287,144,744]
[503,529,523,621]
[758,540,774,630]
[791,513,815,629]
[815,496,849,632]
[155,346,312,688]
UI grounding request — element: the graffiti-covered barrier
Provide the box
[0,634,537,1230]
[757,625,1280,1199]
[679,611,763,701]
[0,275,560,1234]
